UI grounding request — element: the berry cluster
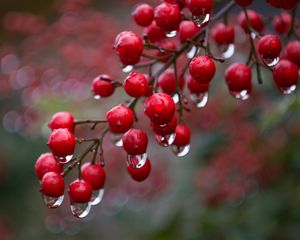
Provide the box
[35,0,300,218]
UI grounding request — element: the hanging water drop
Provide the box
[110,133,123,147]
[55,155,73,164]
[122,65,133,73]
[127,153,147,168]
[172,93,179,104]
[190,92,209,108]
[250,32,257,39]
[166,30,177,38]
[221,44,235,59]
[262,57,279,67]
[192,14,210,27]
[279,85,296,95]
[42,194,64,208]
[94,95,101,100]
[70,202,91,218]
[172,144,190,157]
[156,133,176,147]
[230,90,250,100]
[186,46,197,59]
[90,189,104,206]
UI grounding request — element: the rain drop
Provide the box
[55,155,73,164]
[186,46,197,59]
[221,44,235,59]
[190,92,209,108]
[110,133,123,147]
[172,93,179,104]
[172,144,190,157]
[94,95,101,100]
[122,65,133,73]
[127,153,147,168]
[230,90,250,100]
[156,133,176,147]
[70,202,91,218]
[166,30,177,38]
[42,194,64,208]
[262,57,279,67]
[279,85,296,95]
[192,13,210,27]
[90,189,104,206]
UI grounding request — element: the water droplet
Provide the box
[127,153,147,168]
[70,202,91,218]
[156,133,176,147]
[122,65,133,73]
[192,13,210,27]
[94,95,101,100]
[172,93,179,104]
[250,32,257,39]
[172,144,190,157]
[42,194,64,208]
[110,133,123,147]
[221,44,235,59]
[230,90,250,100]
[279,85,296,95]
[262,57,279,67]
[55,155,73,164]
[190,92,208,108]
[90,189,104,206]
[166,30,177,38]
[186,46,197,59]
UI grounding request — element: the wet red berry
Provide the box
[122,128,148,155]
[178,20,201,43]
[187,74,209,94]
[68,179,93,203]
[47,128,75,157]
[151,114,177,135]
[239,10,264,34]
[48,112,74,133]
[106,104,134,133]
[92,74,114,98]
[154,2,181,32]
[285,41,300,66]
[273,13,291,35]
[127,158,151,182]
[81,163,106,190]
[258,34,282,60]
[132,4,154,27]
[173,124,191,147]
[234,0,253,6]
[123,72,148,97]
[189,56,216,84]
[41,172,65,198]
[143,21,166,43]
[156,41,177,63]
[186,0,213,16]
[157,68,184,95]
[211,23,235,46]
[35,153,63,180]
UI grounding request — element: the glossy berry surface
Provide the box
[272,60,299,90]
[144,93,175,125]
[156,41,177,63]
[267,0,298,9]
[143,21,166,43]
[35,153,63,180]
[187,75,209,94]
[47,128,75,157]
[106,104,134,133]
[151,114,177,135]
[92,74,114,97]
[132,4,154,27]
[81,163,106,190]
[154,2,181,32]
[186,0,213,16]
[122,128,148,155]
[178,20,201,43]
[123,72,148,97]
[41,172,65,198]
[68,179,93,203]
[225,63,252,93]
[173,124,191,147]
[211,23,234,46]
[239,10,264,34]
[48,112,74,133]
[189,56,216,84]
[285,41,300,66]
[114,31,144,66]
[273,13,291,34]
[234,0,253,7]
[127,158,151,182]
[157,68,184,95]
[258,34,282,59]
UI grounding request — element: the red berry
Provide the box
[92,74,114,97]
[272,59,299,92]
[144,93,175,125]
[189,56,216,84]
[48,112,74,133]
[68,179,93,203]
[285,41,300,66]
[164,0,186,9]
[47,128,75,157]
[273,13,291,35]
[114,31,144,66]
[173,124,191,147]
[187,74,209,94]
[211,23,235,46]
[267,0,282,8]
[151,114,177,135]
[127,158,151,182]
[81,163,106,190]
[267,0,298,9]
[178,20,201,43]
[156,41,177,63]
[258,34,282,59]
[122,128,148,155]
[35,153,63,180]
[106,104,134,133]
[123,72,148,97]
[186,0,213,16]
[239,10,264,34]
[234,0,253,7]
[143,21,166,43]
[157,68,184,95]
[154,2,181,32]
[41,172,65,198]
[132,4,154,27]
[225,63,252,94]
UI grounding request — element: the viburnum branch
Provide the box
[75,120,107,126]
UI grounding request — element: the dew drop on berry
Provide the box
[172,144,190,157]
[122,65,133,73]
[172,93,179,104]
[155,133,176,147]
[250,32,257,39]
[220,44,235,59]
[90,189,104,206]
[55,155,73,164]
[70,202,91,218]
[279,85,297,95]
[192,14,210,27]
[110,133,123,147]
[166,30,177,38]
[230,90,250,100]
[190,92,209,108]
[94,95,101,100]
[262,57,279,67]
[42,194,64,208]
[127,153,147,168]
[186,46,198,59]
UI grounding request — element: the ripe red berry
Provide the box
[178,20,201,43]
[234,0,253,7]
[132,4,154,27]
[143,21,166,43]
[106,104,134,133]
[157,69,184,95]
[81,163,106,190]
[173,124,191,147]
[48,112,74,133]
[285,41,300,66]
[127,158,151,182]
[272,59,299,93]
[239,10,264,34]
[187,74,209,94]
[114,31,144,66]
[258,34,282,60]
[144,93,175,125]
[186,0,213,16]
[123,72,148,97]
[35,153,63,180]
[164,0,186,9]
[273,13,291,35]
[151,114,177,135]
[211,23,235,46]
[47,128,75,157]
[189,56,216,84]
[92,74,114,98]
[68,179,93,203]
[41,172,65,198]
[156,41,177,63]
[225,63,252,96]
[154,2,181,32]
[267,0,298,9]
[122,128,148,155]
